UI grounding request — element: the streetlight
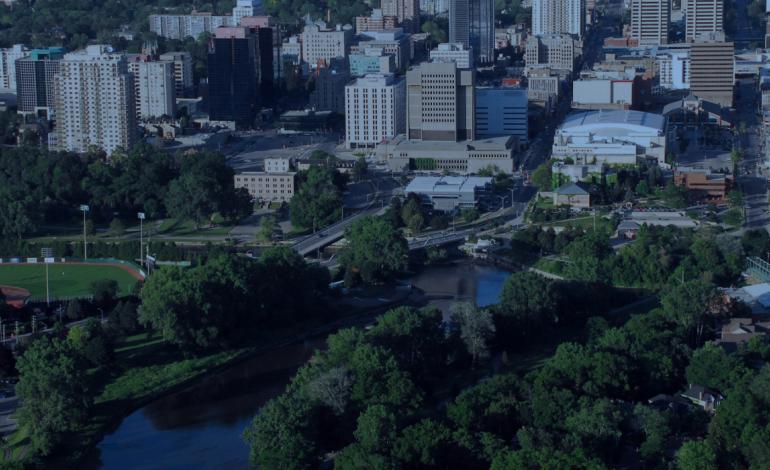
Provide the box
[79,204,90,261]
[137,212,146,267]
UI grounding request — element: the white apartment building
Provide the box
[532,0,585,38]
[301,20,353,68]
[149,13,234,40]
[0,44,28,92]
[430,43,473,69]
[159,52,194,97]
[53,45,137,155]
[233,0,259,25]
[657,50,691,90]
[630,0,670,46]
[685,0,724,43]
[345,74,406,149]
[132,61,176,119]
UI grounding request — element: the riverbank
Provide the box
[7,285,424,469]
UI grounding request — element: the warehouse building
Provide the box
[404,175,492,211]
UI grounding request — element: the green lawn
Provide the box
[0,264,139,300]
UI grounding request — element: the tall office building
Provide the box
[53,45,137,155]
[15,47,64,119]
[449,0,495,64]
[532,0,585,38]
[158,51,194,97]
[0,44,28,92]
[689,33,734,107]
[208,26,273,126]
[407,62,475,141]
[630,0,670,45]
[345,74,406,149]
[475,87,528,143]
[685,0,723,42]
[133,61,176,119]
[381,0,420,32]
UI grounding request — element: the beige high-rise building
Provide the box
[381,0,420,32]
[345,74,406,149]
[532,0,585,38]
[159,51,194,97]
[630,0,670,45]
[407,61,475,141]
[685,0,723,43]
[690,33,734,108]
[53,45,137,155]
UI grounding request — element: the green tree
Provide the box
[660,280,718,346]
[451,302,496,364]
[258,215,278,242]
[392,419,455,467]
[340,216,408,285]
[531,161,554,191]
[352,155,368,181]
[289,166,343,230]
[16,337,91,454]
[67,317,114,367]
[304,366,351,415]
[90,278,119,306]
[676,440,717,470]
[497,272,560,342]
[461,207,480,223]
[109,218,126,236]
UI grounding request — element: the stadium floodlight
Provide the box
[80,204,90,261]
[137,212,146,267]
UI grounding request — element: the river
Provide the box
[91,262,511,470]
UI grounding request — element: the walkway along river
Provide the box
[90,262,512,469]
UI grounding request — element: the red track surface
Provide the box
[0,285,31,309]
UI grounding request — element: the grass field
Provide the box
[0,263,140,300]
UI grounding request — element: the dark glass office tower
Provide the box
[449,0,495,65]
[208,26,273,127]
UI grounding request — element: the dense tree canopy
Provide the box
[289,166,344,231]
[340,216,408,285]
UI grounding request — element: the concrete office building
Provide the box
[572,79,634,109]
[381,0,420,32]
[132,61,176,119]
[525,34,580,73]
[52,45,137,155]
[527,69,560,103]
[552,110,668,166]
[690,33,734,108]
[475,87,528,142]
[685,0,724,43]
[380,134,517,173]
[264,157,291,173]
[430,43,473,69]
[407,61,475,141]
[15,47,64,119]
[630,0,669,45]
[234,171,296,202]
[449,0,495,64]
[349,49,396,76]
[301,20,353,69]
[310,61,350,114]
[0,44,28,92]
[345,74,406,149]
[159,52,194,97]
[404,176,492,211]
[532,0,585,38]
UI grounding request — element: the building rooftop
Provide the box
[405,176,493,195]
[560,110,666,133]
[555,182,589,196]
[390,135,515,151]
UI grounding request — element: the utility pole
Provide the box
[45,261,50,306]
[80,204,90,261]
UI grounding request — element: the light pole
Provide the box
[80,204,90,261]
[137,212,146,267]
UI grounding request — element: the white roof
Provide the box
[560,110,666,134]
[406,176,492,195]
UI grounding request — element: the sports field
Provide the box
[0,263,141,300]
